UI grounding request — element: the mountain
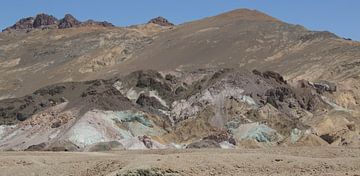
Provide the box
[0,9,359,151]
[2,9,360,110]
[0,13,171,99]
[118,9,360,110]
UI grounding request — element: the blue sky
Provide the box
[1,0,359,40]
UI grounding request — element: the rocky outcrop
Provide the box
[58,14,81,29]
[2,13,114,32]
[253,70,287,84]
[25,143,47,151]
[203,131,236,145]
[309,80,337,94]
[148,17,174,26]
[85,141,124,152]
[138,135,153,148]
[2,17,34,32]
[186,140,221,149]
[33,13,58,28]
[136,93,168,110]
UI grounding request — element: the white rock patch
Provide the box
[149,90,168,108]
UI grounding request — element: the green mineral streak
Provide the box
[114,111,153,127]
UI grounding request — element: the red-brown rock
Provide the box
[33,13,58,28]
[148,17,174,26]
[58,14,81,29]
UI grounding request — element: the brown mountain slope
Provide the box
[114,9,360,109]
[0,21,170,99]
[121,9,345,74]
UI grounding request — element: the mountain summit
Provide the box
[148,16,174,26]
[213,8,280,21]
[58,14,81,29]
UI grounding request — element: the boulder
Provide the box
[25,142,47,151]
[47,141,80,151]
[51,119,62,128]
[138,135,153,149]
[186,139,221,149]
[203,131,236,145]
[85,141,124,152]
[309,81,337,94]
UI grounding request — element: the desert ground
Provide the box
[0,147,359,176]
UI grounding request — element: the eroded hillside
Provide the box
[0,9,359,151]
[0,69,358,151]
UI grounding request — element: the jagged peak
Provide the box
[58,14,81,29]
[33,13,58,28]
[2,13,114,32]
[148,16,174,26]
[2,17,34,32]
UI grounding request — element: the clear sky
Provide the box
[1,0,359,40]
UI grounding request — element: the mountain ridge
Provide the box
[2,13,115,32]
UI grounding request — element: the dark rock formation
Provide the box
[265,87,293,108]
[260,70,287,84]
[320,134,337,144]
[310,81,337,94]
[203,131,236,145]
[86,141,123,152]
[0,79,133,125]
[138,135,153,148]
[47,141,80,151]
[148,17,174,26]
[58,14,81,29]
[136,93,168,110]
[51,119,62,128]
[186,139,221,149]
[25,143,47,151]
[2,13,114,32]
[33,13,58,28]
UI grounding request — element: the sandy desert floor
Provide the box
[0,147,359,176]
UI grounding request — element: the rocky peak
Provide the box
[58,14,81,29]
[33,13,58,28]
[2,17,34,32]
[148,16,174,26]
[2,13,115,32]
